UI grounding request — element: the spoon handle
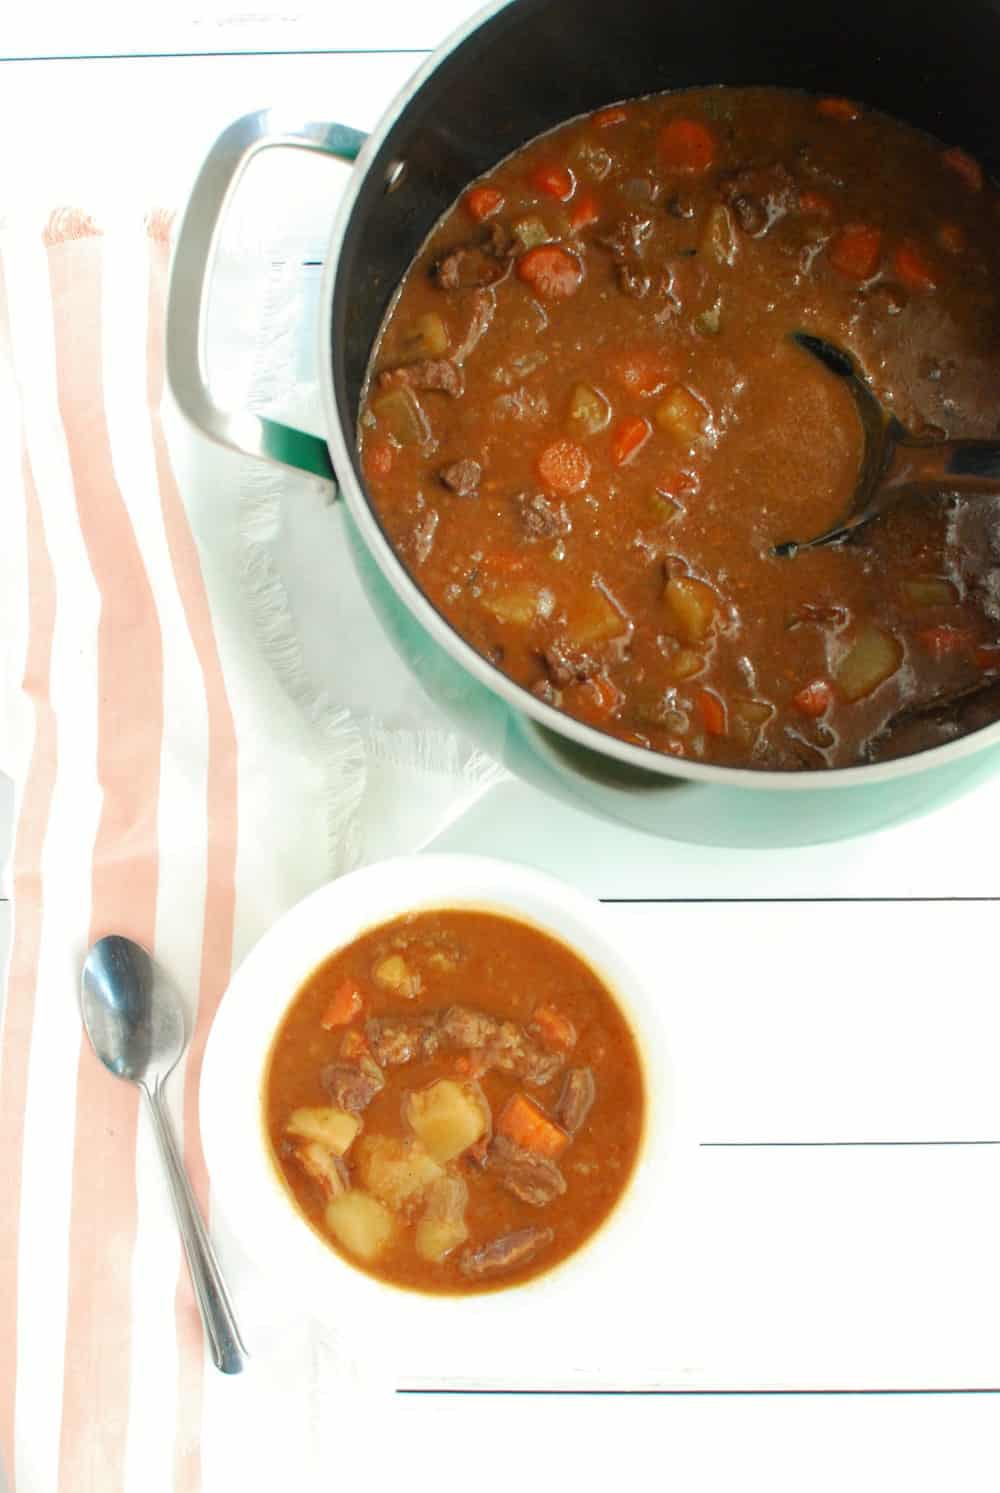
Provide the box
[144,1086,248,1374]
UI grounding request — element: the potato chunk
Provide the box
[482,587,541,626]
[372,386,429,445]
[663,575,717,643]
[286,1106,361,1156]
[655,385,708,444]
[405,1079,490,1163]
[325,1190,395,1261]
[355,1134,444,1211]
[403,311,449,360]
[373,954,421,999]
[568,382,611,436]
[835,626,902,701]
[415,1176,470,1263]
[902,575,958,607]
[568,585,631,645]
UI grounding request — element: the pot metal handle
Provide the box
[166,109,365,482]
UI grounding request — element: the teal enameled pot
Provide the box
[166,0,1000,847]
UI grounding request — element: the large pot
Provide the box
[166,0,1000,847]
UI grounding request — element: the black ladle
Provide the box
[772,333,1000,557]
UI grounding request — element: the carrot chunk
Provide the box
[537,438,592,495]
[363,442,393,481]
[496,1093,570,1158]
[480,550,528,577]
[530,163,575,201]
[464,185,505,222]
[696,688,727,736]
[893,240,938,292]
[799,189,834,218]
[793,679,834,718]
[516,243,583,298]
[657,118,716,173]
[530,1004,578,1051]
[611,415,652,466]
[975,644,1000,672]
[942,147,983,191]
[593,105,628,128]
[321,980,364,1030]
[828,223,882,279]
[569,190,601,231]
[817,96,861,121]
[610,349,672,397]
[916,624,976,659]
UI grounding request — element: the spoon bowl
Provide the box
[772,332,1000,556]
[80,935,248,1375]
[81,936,184,1086]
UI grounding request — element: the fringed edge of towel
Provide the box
[363,723,509,791]
[238,253,367,877]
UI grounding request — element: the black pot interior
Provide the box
[331,0,1000,457]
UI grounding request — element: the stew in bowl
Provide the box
[199,856,667,1326]
[265,907,644,1293]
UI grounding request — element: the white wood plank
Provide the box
[0,52,421,211]
[0,0,482,58]
[385,1393,1000,1493]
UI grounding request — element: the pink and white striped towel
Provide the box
[0,206,505,1493]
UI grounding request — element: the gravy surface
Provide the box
[360,89,1000,769]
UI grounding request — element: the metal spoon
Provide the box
[772,332,1000,556]
[80,935,248,1375]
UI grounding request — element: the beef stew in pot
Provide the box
[359,87,1000,771]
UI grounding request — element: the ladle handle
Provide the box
[946,441,1000,483]
[144,1085,249,1375]
[884,438,1000,494]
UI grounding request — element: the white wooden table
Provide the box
[2,5,999,1488]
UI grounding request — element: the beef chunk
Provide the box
[598,214,654,262]
[542,640,601,687]
[483,221,518,260]
[377,359,464,397]
[321,1055,385,1112]
[460,1225,555,1279]
[438,1004,563,1085]
[487,1135,567,1207]
[598,215,656,298]
[365,1014,440,1066]
[430,240,509,291]
[452,287,497,363]
[516,491,571,539]
[439,458,481,496]
[410,509,439,566]
[439,1004,497,1048]
[290,1141,349,1200]
[492,1022,564,1085]
[553,1067,596,1136]
[719,162,797,237]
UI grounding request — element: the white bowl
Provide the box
[200,854,672,1363]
